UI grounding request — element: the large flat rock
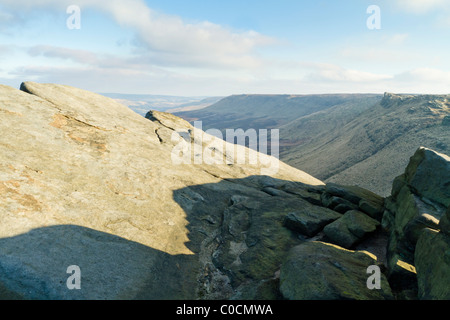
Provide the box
[0,82,324,299]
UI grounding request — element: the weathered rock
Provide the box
[415,229,450,300]
[391,174,407,198]
[323,218,359,249]
[278,182,324,206]
[283,204,342,237]
[324,210,380,249]
[322,183,385,219]
[443,115,450,126]
[279,241,393,300]
[404,147,450,208]
[383,147,450,299]
[359,199,384,221]
[403,214,440,246]
[0,82,325,300]
[386,252,417,294]
[439,206,450,235]
[325,183,384,208]
[385,179,446,266]
[330,196,359,213]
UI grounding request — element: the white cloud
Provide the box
[394,67,450,83]
[1,0,449,96]
[1,0,274,69]
[395,0,449,13]
[28,45,98,65]
[385,33,409,45]
[305,63,393,83]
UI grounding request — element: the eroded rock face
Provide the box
[383,147,450,299]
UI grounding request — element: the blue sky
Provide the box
[0,0,449,96]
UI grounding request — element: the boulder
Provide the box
[439,206,450,236]
[279,241,393,300]
[442,115,450,126]
[322,183,385,219]
[325,183,384,207]
[415,229,450,300]
[359,199,384,221]
[324,210,380,249]
[403,213,440,246]
[383,147,450,299]
[404,147,450,208]
[386,252,418,295]
[283,204,342,237]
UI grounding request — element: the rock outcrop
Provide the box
[280,241,392,300]
[383,147,450,299]
[0,82,448,300]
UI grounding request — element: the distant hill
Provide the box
[101,93,222,116]
[175,93,450,196]
[175,94,381,132]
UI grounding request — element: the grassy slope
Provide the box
[281,94,450,195]
[175,93,449,196]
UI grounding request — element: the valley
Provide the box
[175,93,450,196]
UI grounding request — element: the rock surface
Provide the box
[404,147,450,208]
[382,147,450,299]
[321,183,385,220]
[0,82,322,299]
[283,204,342,237]
[415,229,450,300]
[324,210,380,249]
[279,241,393,300]
[0,82,448,300]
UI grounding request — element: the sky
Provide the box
[0,0,449,96]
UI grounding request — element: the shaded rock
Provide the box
[386,252,418,295]
[323,218,359,249]
[443,115,450,126]
[208,195,307,299]
[324,210,380,249]
[320,191,333,208]
[279,182,324,206]
[383,147,450,299]
[439,206,450,235]
[322,183,385,218]
[391,174,407,199]
[415,229,450,300]
[261,186,293,197]
[404,147,450,208]
[279,241,393,300]
[330,196,359,213]
[385,183,446,273]
[403,213,440,246]
[359,199,384,221]
[283,204,342,237]
[325,183,384,208]
[321,192,359,213]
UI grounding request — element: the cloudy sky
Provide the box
[0,0,449,96]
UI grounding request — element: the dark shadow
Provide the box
[172,175,324,300]
[0,175,323,300]
[0,224,199,300]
